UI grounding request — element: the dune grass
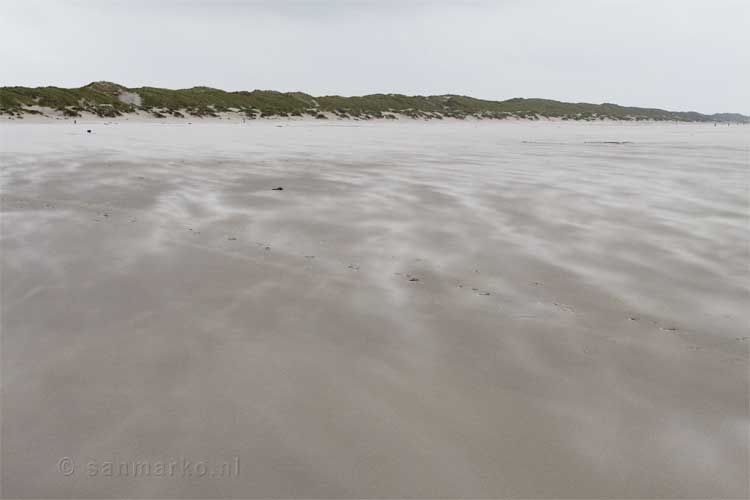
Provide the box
[1,81,746,122]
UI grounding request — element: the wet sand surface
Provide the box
[1,120,748,498]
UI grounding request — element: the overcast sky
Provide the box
[2,0,748,114]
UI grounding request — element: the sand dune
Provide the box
[1,120,747,498]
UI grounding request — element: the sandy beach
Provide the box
[1,119,748,498]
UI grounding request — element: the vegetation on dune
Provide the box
[0,82,137,118]
[1,81,746,123]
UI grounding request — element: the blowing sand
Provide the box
[1,120,748,498]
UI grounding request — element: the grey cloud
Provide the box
[1,0,747,113]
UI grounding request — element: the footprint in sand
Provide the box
[393,273,419,283]
[659,326,679,333]
[553,302,575,313]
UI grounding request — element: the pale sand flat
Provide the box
[1,120,747,498]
